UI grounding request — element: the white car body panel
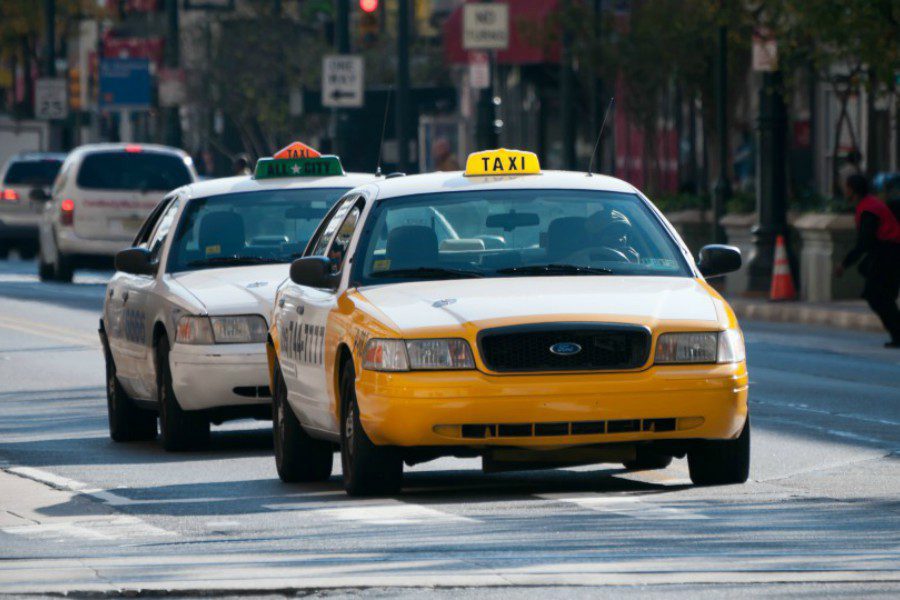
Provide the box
[103,170,379,412]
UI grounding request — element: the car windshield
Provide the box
[167,188,349,273]
[4,159,63,185]
[76,151,193,191]
[353,189,689,285]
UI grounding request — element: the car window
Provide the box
[76,151,192,191]
[166,187,349,273]
[325,204,362,274]
[353,189,690,285]
[309,196,358,257]
[147,201,179,262]
[134,197,175,247]
[3,159,63,186]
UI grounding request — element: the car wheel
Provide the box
[0,242,10,260]
[105,346,157,442]
[19,241,38,260]
[623,446,673,471]
[688,418,751,486]
[53,251,74,282]
[157,336,210,451]
[339,361,402,496]
[37,242,54,281]
[272,361,333,483]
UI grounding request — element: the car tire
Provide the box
[340,361,402,496]
[272,361,333,483]
[157,336,210,451]
[0,242,10,260]
[623,446,673,471]
[688,418,751,486]
[53,251,74,282]
[105,347,157,442]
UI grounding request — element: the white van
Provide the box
[38,143,197,282]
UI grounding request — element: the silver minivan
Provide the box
[0,152,66,259]
[38,143,197,282]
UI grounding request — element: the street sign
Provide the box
[34,78,68,120]
[463,3,510,50]
[99,58,151,110]
[322,55,364,108]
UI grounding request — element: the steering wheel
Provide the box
[561,245,632,265]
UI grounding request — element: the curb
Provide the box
[728,299,883,333]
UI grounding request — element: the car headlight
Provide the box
[654,330,745,364]
[363,338,475,371]
[176,315,267,344]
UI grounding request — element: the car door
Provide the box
[115,197,180,400]
[106,196,173,395]
[280,195,360,429]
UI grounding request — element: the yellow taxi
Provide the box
[267,148,749,496]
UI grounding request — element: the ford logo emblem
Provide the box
[550,342,582,356]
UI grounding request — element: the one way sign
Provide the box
[322,55,364,108]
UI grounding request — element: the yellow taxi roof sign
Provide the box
[464,148,541,177]
[274,141,321,159]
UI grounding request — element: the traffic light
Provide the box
[68,68,81,111]
[359,0,380,47]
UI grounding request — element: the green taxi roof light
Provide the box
[254,155,345,179]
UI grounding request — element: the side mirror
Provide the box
[697,244,742,278]
[115,247,157,276]
[290,256,338,288]
[29,188,51,202]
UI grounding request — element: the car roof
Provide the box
[67,143,189,158]
[7,152,67,163]
[365,170,641,201]
[177,172,383,201]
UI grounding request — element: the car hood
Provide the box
[356,276,721,333]
[169,264,289,316]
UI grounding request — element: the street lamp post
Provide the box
[335,0,350,159]
[712,14,729,244]
[747,70,788,293]
[560,0,576,170]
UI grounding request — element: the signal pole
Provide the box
[43,0,62,150]
[334,0,350,158]
[396,0,410,172]
[164,0,182,147]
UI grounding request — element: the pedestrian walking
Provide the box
[232,153,253,176]
[835,174,900,348]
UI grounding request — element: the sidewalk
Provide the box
[728,297,883,333]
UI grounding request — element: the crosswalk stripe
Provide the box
[538,492,709,520]
[265,498,477,525]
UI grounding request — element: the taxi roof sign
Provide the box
[273,141,321,159]
[464,148,541,177]
[254,140,344,179]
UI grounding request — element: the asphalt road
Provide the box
[0,257,898,597]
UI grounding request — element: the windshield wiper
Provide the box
[370,267,485,279]
[185,256,285,268]
[497,264,614,276]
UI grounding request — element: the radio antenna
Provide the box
[375,89,392,177]
[587,97,614,177]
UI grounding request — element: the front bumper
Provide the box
[356,363,748,448]
[169,342,271,411]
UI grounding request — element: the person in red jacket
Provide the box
[835,174,900,347]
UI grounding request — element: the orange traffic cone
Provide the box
[769,234,797,301]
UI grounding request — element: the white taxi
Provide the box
[267,149,748,495]
[100,143,378,450]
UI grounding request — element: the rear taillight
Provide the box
[124,144,142,153]
[60,198,75,226]
[1,189,19,202]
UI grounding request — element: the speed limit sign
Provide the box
[35,78,68,120]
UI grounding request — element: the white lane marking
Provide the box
[754,399,900,427]
[538,492,709,520]
[266,498,477,525]
[3,516,173,541]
